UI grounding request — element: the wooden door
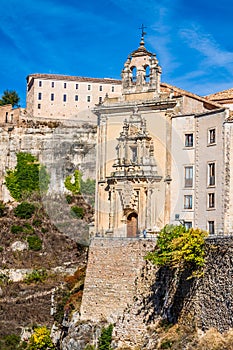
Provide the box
[127,212,138,237]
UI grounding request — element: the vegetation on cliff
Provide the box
[5,152,49,201]
[146,225,208,276]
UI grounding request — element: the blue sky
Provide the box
[1,0,233,107]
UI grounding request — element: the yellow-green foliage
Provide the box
[146,225,208,272]
[64,170,81,195]
[26,326,55,350]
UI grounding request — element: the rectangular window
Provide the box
[64,82,67,88]
[63,94,67,102]
[208,163,215,186]
[112,86,115,92]
[208,221,215,234]
[39,81,42,87]
[51,93,54,101]
[184,195,192,209]
[184,166,193,188]
[99,96,102,103]
[208,128,216,144]
[76,84,79,89]
[87,95,91,102]
[208,193,215,208]
[184,221,192,230]
[99,85,103,91]
[75,95,78,101]
[38,104,41,109]
[87,84,91,90]
[51,82,55,88]
[38,92,42,100]
[185,133,193,147]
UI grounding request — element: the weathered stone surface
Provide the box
[11,240,28,252]
[80,238,156,323]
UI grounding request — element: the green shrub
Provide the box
[11,225,24,234]
[27,235,42,251]
[32,219,42,227]
[66,194,73,204]
[81,178,96,196]
[23,223,34,234]
[14,202,35,219]
[24,269,48,284]
[0,246,3,252]
[0,201,6,217]
[84,345,96,350]
[5,152,49,201]
[98,324,113,350]
[71,206,84,219]
[0,334,21,350]
[41,227,48,233]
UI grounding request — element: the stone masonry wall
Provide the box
[80,238,156,323]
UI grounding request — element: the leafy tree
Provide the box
[5,152,49,201]
[0,89,20,107]
[146,225,208,273]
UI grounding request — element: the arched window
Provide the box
[131,66,137,83]
[144,65,150,82]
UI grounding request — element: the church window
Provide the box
[184,195,192,209]
[75,95,78,101]
[208,221,215,234]
[208,128,216,144]
[51,93,54,101]
[99,85,103,91]
[76,84,79,89]
[38,81,42,87]
[145,65,150,82]
[112,86,115,92]
[63,94,67,102]
[184,166,193,187]
[99,96,102,103]
[185,133,193,147]
[88,84,91,90]
[51,82,55,88]
[64,83,67,88]
[38,92,42,100]
[87,95,91,102]
[38,104,41,109]
[208,163,215,186]
[131,67,137,83]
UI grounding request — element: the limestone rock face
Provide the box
[11,241,28,251]
[0,121,97,202]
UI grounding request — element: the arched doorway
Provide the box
[127,212,138,238]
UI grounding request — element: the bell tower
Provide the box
[121,28,162,96]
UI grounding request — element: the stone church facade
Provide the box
[94,35,232,237]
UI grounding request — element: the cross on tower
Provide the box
[139,24,147,38]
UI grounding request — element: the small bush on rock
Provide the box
[71,206,84,219]
[14,202,35,219]
[27,235,42,251]
[11,225,24,234]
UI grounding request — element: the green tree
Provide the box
[146,225,208,273]
[0,89,20,107]
[98,324,113,350]
[5,152,49,201]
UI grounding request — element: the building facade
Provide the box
[94,35,231,237]
[26,74,122,122]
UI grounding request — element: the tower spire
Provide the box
[139,24,147,45]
